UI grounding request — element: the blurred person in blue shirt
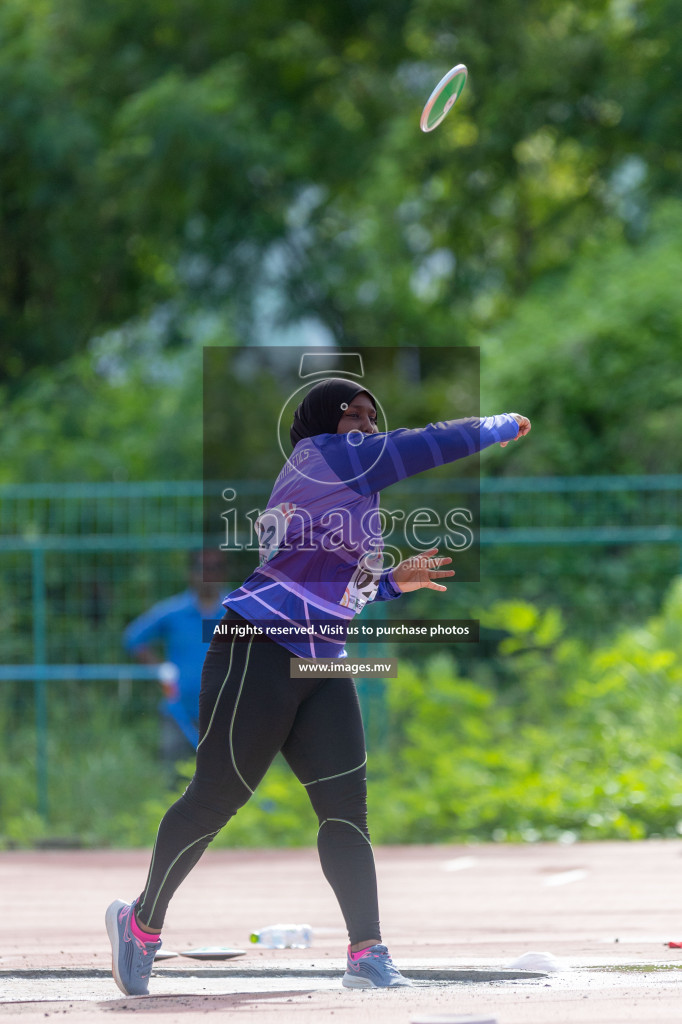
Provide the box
[124,550,226,779]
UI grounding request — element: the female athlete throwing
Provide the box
[106,378,530,994]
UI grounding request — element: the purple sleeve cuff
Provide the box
[482,413,519,444]
[375,569,402,601]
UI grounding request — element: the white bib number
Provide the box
[256,503,297,566]
[340,550,384,613]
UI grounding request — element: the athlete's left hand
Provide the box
[392,547,454,593]
[500,413,531,447]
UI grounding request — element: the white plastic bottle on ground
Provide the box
[249,924,313,949]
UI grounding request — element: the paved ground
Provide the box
[1,839,682,1022]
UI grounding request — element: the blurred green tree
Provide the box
[2,0,679,392]
[480,198,682,476]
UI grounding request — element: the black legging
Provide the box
[136,609,381,944]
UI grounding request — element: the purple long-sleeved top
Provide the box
[223,414,519,657]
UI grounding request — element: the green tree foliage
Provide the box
[2,0,680,389]
[0,0,102,379]
[369,579,682,843]
[3,0,682,851]
[480,199,682,475]
[0,348,206,482]
[4,579,682,847]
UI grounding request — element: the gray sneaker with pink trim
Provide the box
[342,944,413,989]
[105,898,162,996]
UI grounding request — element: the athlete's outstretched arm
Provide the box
[316,413,531,495]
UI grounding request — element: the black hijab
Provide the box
[290,377,377,448]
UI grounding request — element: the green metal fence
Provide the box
[1,476,681,826]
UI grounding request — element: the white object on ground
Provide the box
[507,950,563,972]
[441,856,478,872]
[543,869,587,887]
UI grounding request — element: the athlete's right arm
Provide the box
[315,414,522,495]
[123,605,167,653]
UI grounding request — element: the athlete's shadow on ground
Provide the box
[97,990,321,1013]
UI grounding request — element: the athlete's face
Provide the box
[336,391,379,435]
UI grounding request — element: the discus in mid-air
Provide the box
[420,63,468,132]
